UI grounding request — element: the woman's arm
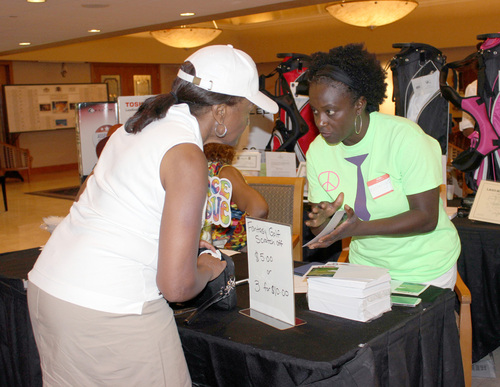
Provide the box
[354,187,440,235]
[218,166,269,219]
[156,143,226,302]
[307,187,440,249]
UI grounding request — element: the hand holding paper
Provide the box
[303,210,347,247]
[305,193,344,229]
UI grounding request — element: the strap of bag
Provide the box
[184,275,235,325]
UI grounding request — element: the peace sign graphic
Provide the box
[318,171,339,192]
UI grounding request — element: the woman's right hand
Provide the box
[305,193,344,229]
[197,253,227,282]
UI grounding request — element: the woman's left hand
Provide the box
[199,240,217,253]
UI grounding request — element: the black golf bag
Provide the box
[440,33,500,191]
[389,43,450,155]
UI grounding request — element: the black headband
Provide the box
[316,65,357,91]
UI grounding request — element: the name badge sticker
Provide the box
[368,174,394,199]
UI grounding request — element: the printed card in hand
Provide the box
[303,210,347,247]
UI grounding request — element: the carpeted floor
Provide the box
[26,186,79,201]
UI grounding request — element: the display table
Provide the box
[452,216,500,362]
[0,248,42,387]
[0,248,464,387]
[175,254,464,386]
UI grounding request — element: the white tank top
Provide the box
[29,104,203,314]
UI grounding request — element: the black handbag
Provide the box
[171,250,237,325]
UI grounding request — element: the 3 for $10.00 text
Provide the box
[253,280,290,298]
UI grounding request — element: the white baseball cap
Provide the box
[177,45,279,114]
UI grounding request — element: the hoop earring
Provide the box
[354,114,362,135]
[214,122,228,138]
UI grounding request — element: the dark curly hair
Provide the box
[307,43,387,113]
[203,142,236,165]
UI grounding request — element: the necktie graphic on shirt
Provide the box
[345,154,371,221]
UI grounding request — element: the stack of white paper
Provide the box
[306,262,392,322]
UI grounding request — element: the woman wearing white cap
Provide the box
[27,45,278,386]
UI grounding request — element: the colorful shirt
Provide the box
[201,161,247,250]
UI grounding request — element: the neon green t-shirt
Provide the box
[306,112,460,283]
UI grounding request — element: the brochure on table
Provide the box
[469,180,500,225]
[243,217,305,329]
[390,280,429,296]
[305,262,392,322]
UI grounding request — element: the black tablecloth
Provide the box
[175,254,464,387]
[0,248,464,387]
[453,216,500,362]
[0,248,42,387]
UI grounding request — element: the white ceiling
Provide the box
[0,0,324,55]
[1,0,499,60]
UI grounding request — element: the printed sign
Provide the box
[469,180,500,225]
[117,95,156,124]
[245,217,295,326]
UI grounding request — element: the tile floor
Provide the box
[0,170,78,254]
[0,169,498,385]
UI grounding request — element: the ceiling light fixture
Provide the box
[326,0,418,29]
[27,0,46,3]
[19,42,31,46]
[88,29,101,33]
[150,21,221,49]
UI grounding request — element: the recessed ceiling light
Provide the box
[27,0,46,3]
[19,42,31,46]
[180,12,195,17]
[88,29,101,33]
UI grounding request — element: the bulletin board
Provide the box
[3,83,108,133]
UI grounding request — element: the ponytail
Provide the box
[124,93,177,134]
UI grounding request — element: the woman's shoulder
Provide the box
[371,112,441,157]
[306,133,331,155]
[371,111,429,139]
[371,111,418,127]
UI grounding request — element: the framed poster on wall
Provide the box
[3,83,108,133]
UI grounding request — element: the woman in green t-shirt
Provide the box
[304,43,460,289]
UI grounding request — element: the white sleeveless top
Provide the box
[29,104,203,314]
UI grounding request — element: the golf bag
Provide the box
[390,43,450,155]
[440,33,500,191]
[260,53,319,162]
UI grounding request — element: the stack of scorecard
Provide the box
[305,262,392,322]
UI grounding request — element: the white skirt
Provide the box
[28,283,191,387]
